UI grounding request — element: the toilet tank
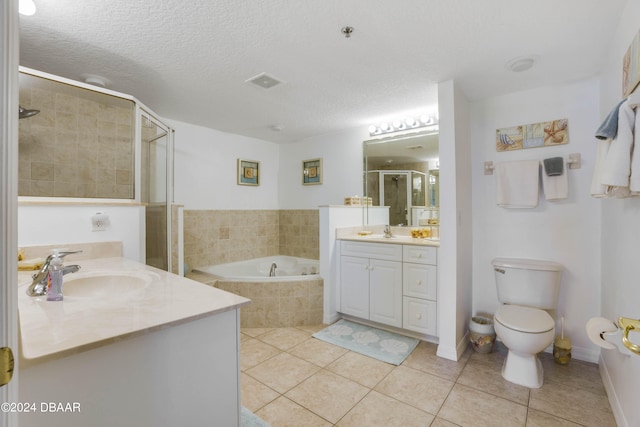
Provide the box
[492,258,563,309]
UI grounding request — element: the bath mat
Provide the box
[312,319,419,365]
[241,406,271,427]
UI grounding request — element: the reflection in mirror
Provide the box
[364,131,439,227]
[18,71,135,198]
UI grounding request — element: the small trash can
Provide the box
[469,316,496,353]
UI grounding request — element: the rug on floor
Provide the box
[241,406,271,427]
[312,319,419,365]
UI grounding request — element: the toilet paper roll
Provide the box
[586,317,618,350]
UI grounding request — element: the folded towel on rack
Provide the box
[542,159,568,201]
[495,160,540,208]
[543,157,564,176]
[595,98,626,140]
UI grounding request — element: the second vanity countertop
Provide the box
[338,235,440,247]
[18,257,250,366]
[337,225,440,247]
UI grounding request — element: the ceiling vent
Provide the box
[245,72,284,89]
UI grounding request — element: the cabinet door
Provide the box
[340,256,370,319]
[369,259,403,328]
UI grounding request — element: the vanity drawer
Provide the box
[341,241,402,261]
[403,297,437,336]
[403,263,437,300]
[403,245,437,265]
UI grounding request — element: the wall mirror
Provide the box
[18,71,136,199]
[363,131,439,226]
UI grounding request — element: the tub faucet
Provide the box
[27,250,82,296]
[269,263,277,277]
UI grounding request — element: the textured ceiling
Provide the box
[19,0,626,143]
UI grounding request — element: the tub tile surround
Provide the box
[187,275,324,328]
[241,326,616,427]
[183,209,319,270]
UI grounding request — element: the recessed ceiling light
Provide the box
[505,56,537,72]
[245,72,284,89]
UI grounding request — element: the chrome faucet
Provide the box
[269,263,277,277]
[27,250,82,296]
[384,225,392,238]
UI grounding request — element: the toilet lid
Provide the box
[495,305,555,333]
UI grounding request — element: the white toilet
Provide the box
[492,257,563,389]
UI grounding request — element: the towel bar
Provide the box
[484,153,581,175]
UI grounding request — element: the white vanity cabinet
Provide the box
[339,239,438,337]
[340,241,403,328]
[402,245,438,336]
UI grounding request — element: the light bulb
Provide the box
[19,0,36,16]
[368,125,378,134]
[405,117,416,127]
[379,122,390,131]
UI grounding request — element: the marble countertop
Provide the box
[18,257,250,366]
[338,235,440,247]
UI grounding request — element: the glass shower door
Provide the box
[140,112,173,272]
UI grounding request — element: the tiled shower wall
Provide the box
[18,86,134,198]
[183,209,319,270]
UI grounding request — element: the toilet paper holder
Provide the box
[619,316,640,355]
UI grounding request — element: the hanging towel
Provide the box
[590,140,611,197]
[495,160,540,208]
[543,157,564,176]
[600,99,635,188]
[542,158,568,201]
[595,98,626,140]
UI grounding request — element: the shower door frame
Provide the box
[138,108,174,273]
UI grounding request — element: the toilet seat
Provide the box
[495,305,554,333]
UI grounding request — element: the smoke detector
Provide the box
[245,72,284,89]
[505,56,537,73]
[81,74,111,88]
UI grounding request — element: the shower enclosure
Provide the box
[367,170,426,226]
[18,67,176,273]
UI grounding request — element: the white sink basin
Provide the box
[63,271,158,298]
[360,234,399,239]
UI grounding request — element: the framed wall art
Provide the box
[302,158,322,185]
[495,119,569,152]
[623,28,640,97]
[237,159,259,186]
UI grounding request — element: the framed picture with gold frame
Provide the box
[237,159,259,186]
[302,158,322,185]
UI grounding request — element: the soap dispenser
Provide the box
[46,250,64,301]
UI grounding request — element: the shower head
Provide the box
[19,105,40,119]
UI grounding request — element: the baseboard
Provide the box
[436,331,470,361]
[571,345,600,364]
[600,354,629,427]
[323,312,341,325]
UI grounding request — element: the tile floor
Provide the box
[240,324,617,427]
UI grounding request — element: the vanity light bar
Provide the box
[368,114,439,137]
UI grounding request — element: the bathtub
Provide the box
[194,255,319,281]
[193,256,323,328]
